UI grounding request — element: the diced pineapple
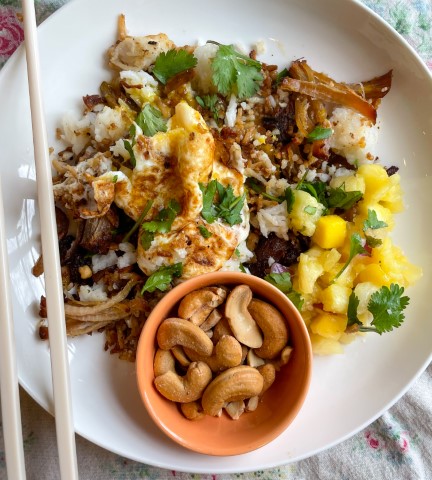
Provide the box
[321,248,342,272]
[379,173,404,213]
[371,237,422,286]
[353,282,379,316]
[320,284,351,314]
[329,174,365,194]
[289,190,325,237]
[310,333,344,355]
[356,202,394,232]
[297,252,324,294]
[312,215,347,249]
[339,332,358,344]
[310,312,347,340]
[357,163,390,203]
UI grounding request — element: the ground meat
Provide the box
[386,165,399,176]
[247,232,310,277]
[262,96,295,143]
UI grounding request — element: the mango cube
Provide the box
[355,263,390,286]
[312,215,347,249]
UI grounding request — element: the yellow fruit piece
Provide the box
[320,284,351,314]
[289,190,325,237]
[380,173,404,213]
[312,215,347,249]
[357,163,390,203]
[356,202,394,232]
[329,174,365,194]
[321,248,342,272]
[310,312,348,340]
[355,263,390,286]
[310,333,344,355]
[297,252,324,295]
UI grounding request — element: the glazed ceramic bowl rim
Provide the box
[136,271,313,456]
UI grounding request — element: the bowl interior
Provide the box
[136,272,312,456]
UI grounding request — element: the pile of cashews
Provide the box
[153,284,293,420]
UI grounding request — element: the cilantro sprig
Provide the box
[196,94,220,122]
[264,272,304,310]
[245,178,294,213]
[135,104,167,137]
[306,126,333,142]
[141,263,183,294]
[332,233,367,283]
[211,43,263,100]
[141,200,181,250]
[347,284,409,334]
[153,49,198,84]
[199,180,246,226]
[363,209,388,247]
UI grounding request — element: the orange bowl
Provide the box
[136,271,312,456]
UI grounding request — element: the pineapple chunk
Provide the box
[310,312,347,340]
[357,163,390,203]
[297,252,324,294]
[321,248,342,272]
[379,173,404,213]
[310,333,344,355]
[312,215,347,249]
[353,282,379,320]
[329,174,365,194]
[356,202,394,232]
[289,190,325,236]
[320,284,351,314]
[355,263,390,286]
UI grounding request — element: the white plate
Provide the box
[1,0,431,473]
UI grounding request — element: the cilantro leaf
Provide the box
[283,187,295,214]
[135,104,167,137]
[326,185,363,210]
[297,180,327,206]
[212,44,263,100]
[123,139,136,167]
[361,284,409,334]
[363,209,388,231]
[304,205,317,215]
[264,272,304,310]
[365,234,383,248]
[347,291,362,327]
[122,200,153,243]
[275,68,289,86]
[153,48,197,84]
[199,180,245,226]
[306,126,333,142]
[196,94,220,121]
[140,200,181,249]
[198,225,212,239]
[332,233,367,282]
[141,263,183,294]
[246,178,295,213]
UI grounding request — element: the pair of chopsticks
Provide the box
[0,1,79,479]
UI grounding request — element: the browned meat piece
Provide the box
[247,232,309,278]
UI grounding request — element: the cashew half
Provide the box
[201,365,264,416]
[212,316,233,344]
[225,285,263,348]
[184,335,243,372]
[200,308,222,332]
[178,287,227,326]
[257,363,276,395]
[153,348,175,377]
[154,361,212,403]
[157,317,214,356]
[248,298,289,359]
[180,401,205,421]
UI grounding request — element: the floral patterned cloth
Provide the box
[0,0,431,479]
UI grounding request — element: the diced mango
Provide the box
[310,312,348,340]
[310,333,344,355]
[355,263,390,286]
[320,284,351,314]
[329,174,365,194]
[312,215,347,249]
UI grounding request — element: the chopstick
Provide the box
[0,180,26,480]
[21,1,79,479]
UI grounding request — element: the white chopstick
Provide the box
[0,180,26,480]
[21,1,79,479]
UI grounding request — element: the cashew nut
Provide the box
[201,365,264,416]
[247,348,266,368]
[248,298,289,359]
[225,285,263,348]
[184,335,243,372]
[245,396,259,412]
[154,361,212,403]
[225,400,245,420]
[200,308,222,332]
[157,317,214,356]
[212,316,233,344]
[271,346,293,371]
[180,401,205,421]
[257,363,276,395]
[153,348,176,377]
[178,287,227,326]
[171,345,191,368]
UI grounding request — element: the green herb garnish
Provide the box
[264,272,304,310]
[122,200,153,243]
[196,94,220,121]
[199,180,245,226]
[198,225,212,239]
[141,263,183,294]
[332,233,367,282]
[153,49,197,84]
[135,104,167,137]
[306,126,333,142]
